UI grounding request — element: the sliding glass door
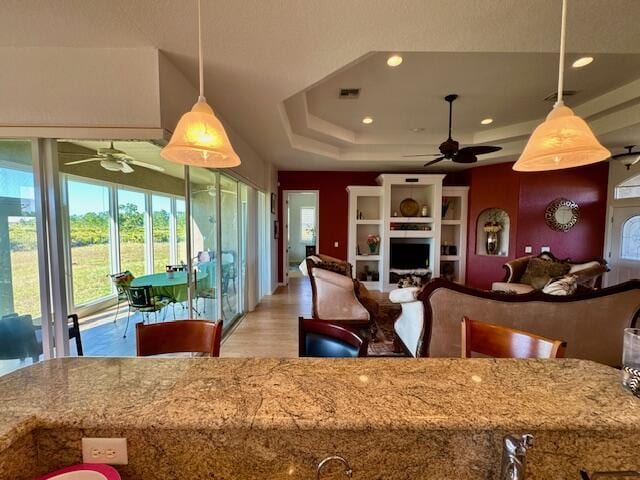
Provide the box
[220,174,240,323]
[151,195,171,273]
[0,140,47,375]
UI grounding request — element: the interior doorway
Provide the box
[282,191,319,284]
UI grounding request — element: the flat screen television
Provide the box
[390,242,430,270]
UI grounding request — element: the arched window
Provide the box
[622,215,640,260]
[615,173,640,199]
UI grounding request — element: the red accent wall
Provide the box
[277,171,379,282]
[277,164,609,287]
[466,162,609,289]
[466,163,520,291]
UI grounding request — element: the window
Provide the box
[152,195,171,273]
[300,207,315,242]
[622,215,640,261]
[67,179,113,306]
[117,189,147,277]
[615,174,640,199]
[175,199,186,264]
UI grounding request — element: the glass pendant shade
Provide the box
[513,105,610,172]
[161,99,241,168]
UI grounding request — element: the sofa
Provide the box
[415,278,640,367]
[491,252,608,294]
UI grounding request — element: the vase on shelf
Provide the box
[368,244,377,254]
[486,231,500,255]
[483,222,503,256]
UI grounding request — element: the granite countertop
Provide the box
[0,357,637,453]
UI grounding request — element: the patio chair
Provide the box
[107,271,135,324]
[123,285,171,338]
[166,264,188,272]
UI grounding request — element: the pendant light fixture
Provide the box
[513,0,610,172]
[161,0,241,168]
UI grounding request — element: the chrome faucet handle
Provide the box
[500,434,534,480]
[580,469,640,479]
[316,455,353,479]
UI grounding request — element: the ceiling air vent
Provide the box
[339,88,360,99]
[543,90,578,102]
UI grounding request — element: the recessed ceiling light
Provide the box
[409,127,425,133]
[572,56,594,68]
[386,55,403,67]
[362,116,373,124]
[480,118,494,125]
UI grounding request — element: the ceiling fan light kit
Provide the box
[513,0,609,172]
[161,0,240,168]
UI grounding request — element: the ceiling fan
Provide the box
[404,94,502,167]
[612,145,640,170]
[62,142,165,174]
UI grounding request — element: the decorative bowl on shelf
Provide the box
[399,198,419,217]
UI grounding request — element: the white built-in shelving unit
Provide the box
[347,186,384,291]
[348,176,468,291]
[440,186,469,284]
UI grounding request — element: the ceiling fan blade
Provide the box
[130,160,165,172]
[59,152,99,156]
[64,158,102,165]
[423,157,445,167]
[458,145,502,156]
[403,153,441,158]
[119,162,134,173]
[452,152,478,164]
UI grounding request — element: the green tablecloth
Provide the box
[131,271,208,303]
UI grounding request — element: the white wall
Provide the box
[0,47,163,137]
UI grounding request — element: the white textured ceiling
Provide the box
[2,0,640,171]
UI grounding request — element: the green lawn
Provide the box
[10,242,173,316]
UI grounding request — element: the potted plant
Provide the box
[366,234,380,254]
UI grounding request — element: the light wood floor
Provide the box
[221,277,311,357]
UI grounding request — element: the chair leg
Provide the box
[172,303,176,320]
[123,307,131,338]
[113,299,120,323]
[154,310,157,323]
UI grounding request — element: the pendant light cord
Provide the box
[197,0,205,101]
[555,0,567,107]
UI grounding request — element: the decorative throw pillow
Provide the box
[542,275,578,296]
[520,257,570,286]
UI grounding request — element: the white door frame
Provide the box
[282,190,319,286]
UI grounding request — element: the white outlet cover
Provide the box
[334,241,339,247]
[82,438,128,465]
[541,246,551,253]
[524,245,533,254]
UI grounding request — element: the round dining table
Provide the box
[131,271,208,303]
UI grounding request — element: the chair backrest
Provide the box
[108,271,134,294]
[298,318,367,357]
[136,320,223,357]
[461,316,566,359]
[166,264,188,272]
[67,313,83,356]
[126,285,154,308]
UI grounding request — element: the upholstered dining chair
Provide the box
[136,320,223,357]
[298,318,368,357]
[461,316,566,359]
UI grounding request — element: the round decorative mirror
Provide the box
[545,198,579,232]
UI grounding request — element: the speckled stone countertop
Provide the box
[0,357,637,452]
